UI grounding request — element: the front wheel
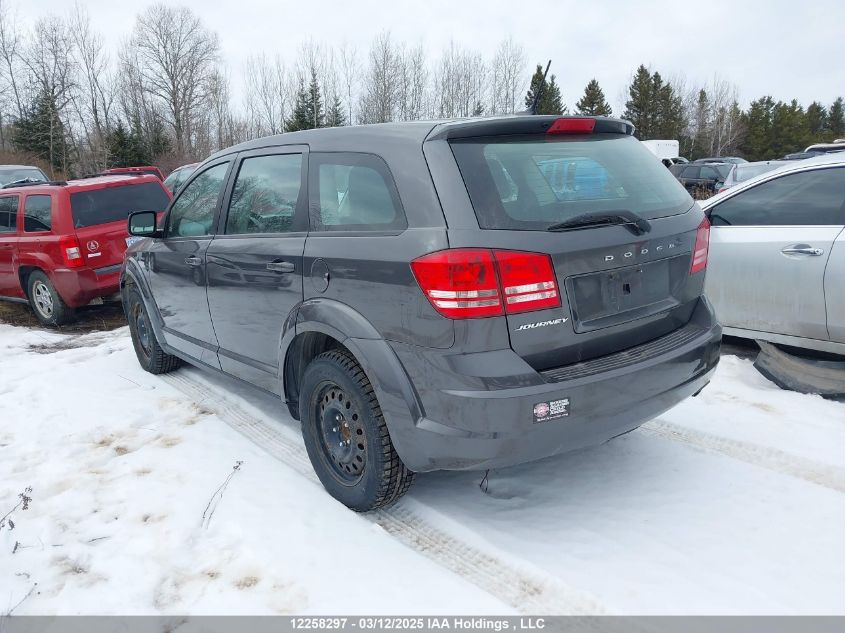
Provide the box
[125,285,181,374]
[300,349,414,512]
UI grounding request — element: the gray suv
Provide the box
[121,115,721,511]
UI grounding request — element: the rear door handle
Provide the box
[781,245,824,257]
[184,256,203,266]
[266,260,295,273]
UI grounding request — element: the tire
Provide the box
[125,285,181,375]
[27,270,74,326]
[300,349,414,512]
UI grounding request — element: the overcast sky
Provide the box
[25,0,845,112]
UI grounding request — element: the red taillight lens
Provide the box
[493,250,561,313]
[690,218,710,274]
[60,236,84,268]
[411,249,561,319]
[411,249,502,318]
[547,117,596,135]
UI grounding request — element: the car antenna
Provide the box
[524,59,552,116]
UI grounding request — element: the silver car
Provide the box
[703,153,845,356]
[719,160,786,192]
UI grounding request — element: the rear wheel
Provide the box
[27,271,73,326]
[125,285,181,374]
[300,349,414,512]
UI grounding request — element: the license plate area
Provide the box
[565,255,685,332]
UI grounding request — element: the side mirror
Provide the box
[128,210,161,238]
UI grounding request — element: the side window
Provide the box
[309,153,407,232]
[0,196,18,232]
[226,153,303,235]
[167,162,229,238]
[710,167,845,227]
[23,195,52,232]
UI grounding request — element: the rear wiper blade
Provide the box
[546,210,651,236]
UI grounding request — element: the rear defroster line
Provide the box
[159,370,612,616]
[642,419,845,494]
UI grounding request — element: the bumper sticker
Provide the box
[533,398,570,423]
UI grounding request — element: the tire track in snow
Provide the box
[642,419,845,494]
[160,371,611,616]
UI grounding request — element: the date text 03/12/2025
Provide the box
[289,617,547,630]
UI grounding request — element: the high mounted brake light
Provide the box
[411,249,561,319]
[547,118,596,135]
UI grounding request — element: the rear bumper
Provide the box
[387,299,721,472]
[51,266,122,308]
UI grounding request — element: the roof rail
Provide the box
[1,179,66,189]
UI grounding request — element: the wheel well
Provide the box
[284,331,349,420]
[18,266,43,297]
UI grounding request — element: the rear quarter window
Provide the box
[308,152,407,232]
[23,195,52,232]
[70,181,170,228]
[450,134,692,230]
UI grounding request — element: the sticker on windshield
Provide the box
[533,398,570,423]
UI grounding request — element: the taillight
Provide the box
[60,236,84,268]
[493,250,560,313]
[411,249,561,319]
[690,218,710,274]
[547,117,596,135]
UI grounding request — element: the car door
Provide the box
[145,159,233,367]
[706,165,845,341]
[825,227,845,343]
[205,147,307,393]
[0,194,20,297]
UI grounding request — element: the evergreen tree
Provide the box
[740,96,775,161]
[690,89,710,159]
[305,68,324,129]
[286,80,312,132]
[805,101,828,139]
[472,101,485,116]
[524,64,565,115]
[623,65,654,139]
[654,74,684,139]
[771,99,807,156]
[286,71,325,131]
[325,94,346,128]
[11,89,71,174]
[105,121,135,167]
[829,97,845,139]
[575,79,612,116]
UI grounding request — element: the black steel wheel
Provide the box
[124,284,181,375]
[300,349,414,511]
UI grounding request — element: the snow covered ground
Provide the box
[1,323,843,615]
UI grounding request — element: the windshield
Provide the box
[70,182,170,228]
[0,168,46,185]
[450,134,692,230]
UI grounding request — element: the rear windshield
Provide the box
[70,182,170,228]
[450,134,692,230]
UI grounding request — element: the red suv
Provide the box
[0,175,171,325]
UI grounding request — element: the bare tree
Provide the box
[338,42,358,124]
[69,4,115,171]
[358,31,402,124]
[20,15,77,175]
[489,37,525,114]
[0,0,24,128]
[128,4,220,158]
[433,42,486,118]
[244,53,286,136]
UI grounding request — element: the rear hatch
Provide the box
[70,180,171,271]
[443,117,709,370]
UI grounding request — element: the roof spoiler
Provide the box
[427,115,635,141]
